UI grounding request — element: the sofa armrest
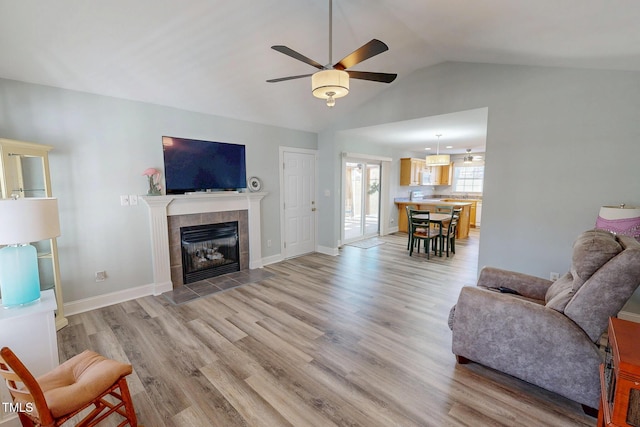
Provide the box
[476,266,552,300]
[451,286,602,408]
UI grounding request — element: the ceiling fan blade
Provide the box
[333,39,389,70]
[271,46,324,70]
[347,71,397,83]
[266,74,313,83]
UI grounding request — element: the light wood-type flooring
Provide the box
[57,230,595,426]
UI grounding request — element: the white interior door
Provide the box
[282,149,316,258]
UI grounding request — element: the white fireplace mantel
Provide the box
[142,192,266,295]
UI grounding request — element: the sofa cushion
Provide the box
[545,230,622,313]
[565,235,640,342]
[570,230,622,289]
[545,272,574,312]
[37,350,132,418]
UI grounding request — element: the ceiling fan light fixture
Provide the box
[312,69,349,104]
[463,148,474,163]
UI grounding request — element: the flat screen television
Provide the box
[162,136,247,194]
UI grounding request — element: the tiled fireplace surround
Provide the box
[142,192,266,294]
[168,210,249,287]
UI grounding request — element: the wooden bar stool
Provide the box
[0,346,139,427]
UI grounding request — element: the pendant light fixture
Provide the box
[426,134,450,166]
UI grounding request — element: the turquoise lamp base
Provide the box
[0,244,41,308]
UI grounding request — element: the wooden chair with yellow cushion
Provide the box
[0,346,138,427]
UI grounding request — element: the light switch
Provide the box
[120,195,129,206]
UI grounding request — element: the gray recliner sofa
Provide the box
[448,229,640,410]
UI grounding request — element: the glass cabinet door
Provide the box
[0,138,67,329]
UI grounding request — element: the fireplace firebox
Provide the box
[180,222,240,284]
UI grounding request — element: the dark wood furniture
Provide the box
[413,212,453,257]
[598,317,640,427]
[409,210,439,258]
[395,200,471,238]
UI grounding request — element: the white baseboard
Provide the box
[62,254,285,316]
[64,283,162,317]
[618,310,640,323]
[262,253,284,266]
[317,245,339,256]
[384,226,399,234]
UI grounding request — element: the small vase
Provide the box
[147,177,161,196]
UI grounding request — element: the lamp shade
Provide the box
[595,204,640,240]
[425,154,451,166]
[0,198,60,244]
[312,70,349,99]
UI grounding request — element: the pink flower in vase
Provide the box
[142,168,162,195]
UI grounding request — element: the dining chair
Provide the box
[435,205,454,214]
[405,205,417,250]
[0,346,139,427]
[425,206,452,257]
[409,210,438,258]
[440,211,459,257]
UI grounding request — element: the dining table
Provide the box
[413,212,454,257]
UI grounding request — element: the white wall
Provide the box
[317,61,640,309]
[0,78,316,303]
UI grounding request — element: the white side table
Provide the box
[0,289,59,426]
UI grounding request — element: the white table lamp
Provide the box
[595,204,640,241]
[0,198,60,307]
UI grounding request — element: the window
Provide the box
[454,165,484,193]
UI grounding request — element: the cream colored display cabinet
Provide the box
[0,138,67,330]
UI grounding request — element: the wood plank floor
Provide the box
[57,230,595,426]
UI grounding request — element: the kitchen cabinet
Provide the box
[395,200,471,239]
[400,158,426,186]
[431,162,453,186]
[443,198,481,227]
[401,159,453,186]
[0,138,67,330]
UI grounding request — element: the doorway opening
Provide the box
[343,159,381,243]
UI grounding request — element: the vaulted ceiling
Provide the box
[1,0,639,140]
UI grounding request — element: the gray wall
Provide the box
[0,78,316,302]
[3,60,640,310]
[317,62,640,308]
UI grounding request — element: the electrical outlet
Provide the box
[129,194,138,205]
[267,239,272,247]
[95,271,107,282]
[120,195,129,206]
[550,272,560,281]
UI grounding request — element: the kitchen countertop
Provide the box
[394,198,472,205]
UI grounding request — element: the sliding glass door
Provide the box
[343,160,381,243]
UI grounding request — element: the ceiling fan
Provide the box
[464,149,474,163]
[267,0,397,107]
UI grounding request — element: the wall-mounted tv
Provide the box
[162,136,247,194]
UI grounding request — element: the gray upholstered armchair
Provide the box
[448,229,640,411]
